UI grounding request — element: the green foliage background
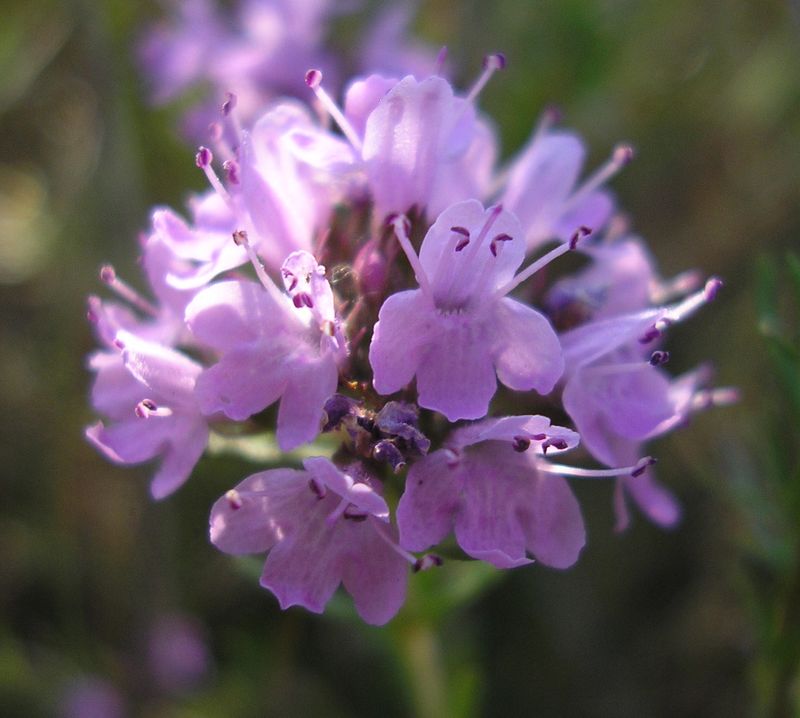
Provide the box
[1,0,799,715]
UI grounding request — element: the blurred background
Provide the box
[1,0,799,715]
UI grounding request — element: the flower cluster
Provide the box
[87,29,735,624]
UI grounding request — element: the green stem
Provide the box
[396,620,450,718]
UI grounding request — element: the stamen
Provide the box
[372,521,421,567]
[462,204,503,265]
[305,69,363,152]
[134,399,173,418]
[539,456,657,479]
[563,143,634,212]
[99,265,159,316]
[326,497,350,525]
[451,226,470,252]
[225,489,243,510]
[414,554,444,572]
[231,230,285,303]
[392,214,434,300]
[512,435,531,452]
[490,233,513,257]
[222,159,239,185]
[308,478,327,499]
[662,277,723,325]
[649,350,670,366]
[465,53,506,104]
[497,226,591,297]
[541,438,568,454]
[343,506,368,521]
[195,146,233,206]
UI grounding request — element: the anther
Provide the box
[512,435,531,452]
[483,52,507,71]
[649,350,670,366]
[613,143,635,166]
[221,91,237,116]
[569,225,593,250]
[413,554,444,572]
[225,489,243,510]
[135,399,172,418]
[631,456,657,478]
[542,438,568,454]
[704,277,723,301]
[195,146,212,168]
[100,265,116,283]
[304,69,322,88]
[223,159,239,185]
[232,229,248,246]
[531,433,547,441]
[490,233,513,256]
[308,479,327,499]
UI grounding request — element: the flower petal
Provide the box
[397,451,461,552]
[209,468,310,554]
[194,343,290,420]
[523,474,585,569]
[150,420,209,499]
[416,321,497,421]
[340,519,408,625]
[491,297,564,395]
[276,357,338,450]
[369,290,433,395]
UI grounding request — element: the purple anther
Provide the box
[452,226,471,251]
[195,146,212,168]
[704,276,723,301]
[292,293,314,309]
[232,229,248,246]
[483,52,507,71]
[569,225,593,250]
[222,91,237,116]
[631,456,657,478]
[542,438,568,454]
[99,265,116,284]
[649,350,670,366]
[414,554,444,572]
[639,326,661,344]
[490,233,513,256]
[308,478,327,500]
[223,159,239,185]
[225,489,243,510]
[512,435,531,452]
[304,69,322,88]
[531,433,548,441]
[613,143,635,165]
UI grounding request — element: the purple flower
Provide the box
[185,250,345,449]
[560,279,732,529]
[210,457,408,625]
[85,331,208,499]
[397,416,586,569]
[501,116,628,250]
[369,201,564,420]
